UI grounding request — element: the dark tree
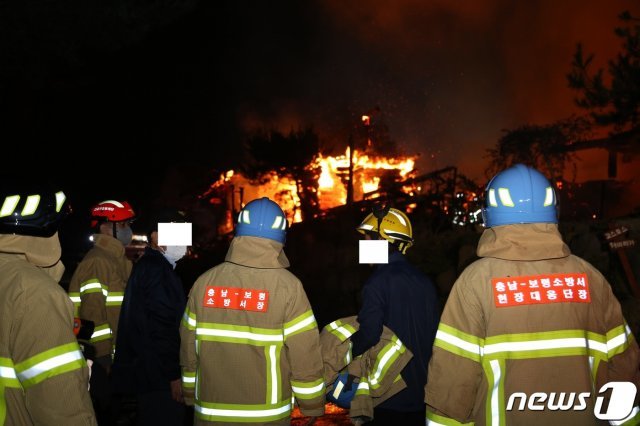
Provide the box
[568,11,640,132]
[485,117,590,181]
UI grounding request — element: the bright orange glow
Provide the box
[205,148,417,223]
[361,115,370,126]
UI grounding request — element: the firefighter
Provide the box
[349,206,439,425]
[425,164,640,425]
[0,184,97,425]
[180,197,325,425]
[68,199,135,423]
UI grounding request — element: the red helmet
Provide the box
[90,200,135,227]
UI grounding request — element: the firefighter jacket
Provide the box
[425,223,640,426]
[68,234,132,359]
[0,233,96,425]
[112,246,186,393]
[180,236,325,425]
[321,316,413,422]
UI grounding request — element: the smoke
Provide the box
[238,0,636,182]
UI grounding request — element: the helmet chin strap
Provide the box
[112,222,117,239]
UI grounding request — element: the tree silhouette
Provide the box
[485,116,590,181]
[568,11,640,132]
[240,127,321,221]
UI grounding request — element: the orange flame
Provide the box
[207,149,417,223]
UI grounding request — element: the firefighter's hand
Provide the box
[170,379,184,403]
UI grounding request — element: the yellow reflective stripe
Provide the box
[291,378,324,400]
[182,369,196,389]
[0,195,20,218]
[438,326,631,362]
[182,307,196,330]
[0,358,20,388]
[55,191,66,212]
[90,324,112,343]
[483,359,505,426]
[106,292,124,306]
[324,320,356,342]
[21,195,40,216]
[14,343,85,389]
[369,336,405,389]
[434,325,483,362]
[606,324,633,357]
[264,345,281,404]
[543,187,554,206]
[498,188,514,207]
[195,399,291,423]
[355,379,370,397]
[79,279,107,297]
[196,323,283,346]
[283,310,317,338]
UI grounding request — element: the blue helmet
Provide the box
[326,373,358,409]
[482,164,557,228]
[235,197,287,243]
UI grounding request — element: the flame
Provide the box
[205,148,417,224]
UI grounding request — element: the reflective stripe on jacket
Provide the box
[180,236,325,425]
[425,224,640,426]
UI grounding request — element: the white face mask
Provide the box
[163,245,187,268]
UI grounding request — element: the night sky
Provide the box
[1,0,637,212]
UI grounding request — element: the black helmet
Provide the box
[0,183,69,237]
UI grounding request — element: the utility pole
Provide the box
[347,134,354,205]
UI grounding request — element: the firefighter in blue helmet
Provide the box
[180,197,325,425]
[426,164,640,425]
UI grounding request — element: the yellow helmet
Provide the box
[356,207,414,254]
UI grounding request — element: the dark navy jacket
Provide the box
[350,250,439,412]
[112,247,186,393]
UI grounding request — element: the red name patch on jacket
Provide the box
[202,286,269,312]
[492,273,590,307]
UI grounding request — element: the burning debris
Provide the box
[201,147,418,229]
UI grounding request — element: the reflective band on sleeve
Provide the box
[291,378,324,400]
[90,324,112,343]
[0,358,20,389]
[182,307,197,330]
[79,279,107,297]
[283,310,317,338]
[182,370,196,388]
[106,292,124,306]
[369,336,405,389]
[355,379,370,397]
[14,343,85,389]
[434,324,484,362]
[325,320,356,342]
